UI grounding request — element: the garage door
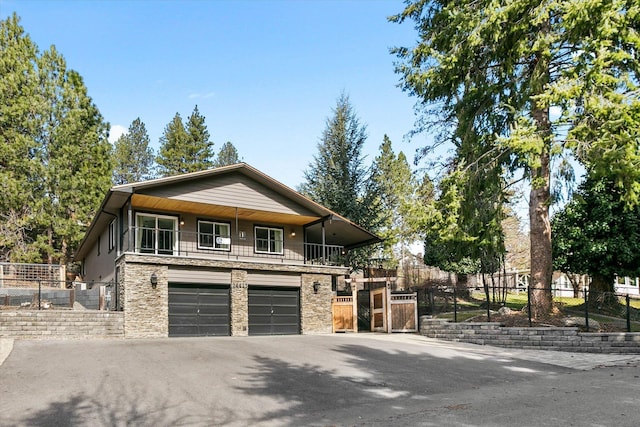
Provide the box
[248,287,300,336]
[169,284,230,337]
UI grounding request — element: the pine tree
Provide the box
[213,141,241,167]
[371,135,419,264]
[156,106,214,176]
[300,93,382,270]
[112,118,155,184]
[0,14,112,264]
[0,13,42,262]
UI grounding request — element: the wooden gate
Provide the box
[390,293,418,332]
[332,295,357,332]
[370,288,387,332]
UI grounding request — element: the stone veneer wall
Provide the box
[122,263,168,338]
[231,269,248,336]
[301,274,332,334]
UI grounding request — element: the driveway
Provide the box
[1,334,639,426]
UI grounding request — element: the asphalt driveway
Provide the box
[1,334,639,426]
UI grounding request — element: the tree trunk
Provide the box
[589,273,617,307]
[528,18,553,319]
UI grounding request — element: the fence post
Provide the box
[584,288,589,332]
[38,280,42,310]
[626,294,631,333]
[527,286,532,327]
[453,285,458,323]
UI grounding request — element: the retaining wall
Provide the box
[421,317,640,354]
[0,311,124,339]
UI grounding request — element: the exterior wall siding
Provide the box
[114,254,341,338]
[168,267,230,284]
[82,223,117,284]
[300,274,332,335]
[142,172,316,217]
[230,270,248,336]
[247,272,301,287]
[122,263,168,338]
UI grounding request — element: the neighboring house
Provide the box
[74,163,380,338]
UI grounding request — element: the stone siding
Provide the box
[231,270,248,336]
[123,263,168,338]
[301,274,332,334]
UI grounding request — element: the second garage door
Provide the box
[248,287,300,335]
[168,284,230,337]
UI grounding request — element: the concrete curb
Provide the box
[0,338,14,367]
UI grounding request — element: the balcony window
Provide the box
[255,226,283,254]
[198,221,231,251]
[136,214,177,255]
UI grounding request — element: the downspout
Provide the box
[127,201,133,253]
[322,219,326,264]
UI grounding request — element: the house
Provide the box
[74,163,380,338]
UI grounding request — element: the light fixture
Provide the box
[150,272,158,288]
[290,229,296,237]
[313,281,321,294]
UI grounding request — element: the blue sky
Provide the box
[2,0,429,188]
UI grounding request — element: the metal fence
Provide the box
[416,285,640,332]
[0,278,112,311]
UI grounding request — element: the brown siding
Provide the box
[247,272,301,287]
[82,223,116,284]
[140,172,315,217]
[168,267,230,284]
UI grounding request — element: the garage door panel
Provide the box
[198,305,230,316]
[248,287,300,336]
[169,284,230,337]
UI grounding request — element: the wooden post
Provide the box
[59,265,66,288]
[386,281,392,333]
[351,281,358,333]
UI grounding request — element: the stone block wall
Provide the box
[301,274,332,334]
[421,317,640,354]
[122,263,168,338]
[231,269,248,336]
[0,311,124,339]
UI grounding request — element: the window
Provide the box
[108,220,116,252]
[136,214,177,255]
[198,221,231,251]
[254,226,283,254]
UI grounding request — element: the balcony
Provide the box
[120,227,346,266]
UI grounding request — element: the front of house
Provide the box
[75,163,379,338]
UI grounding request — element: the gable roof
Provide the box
[75,163,380,260]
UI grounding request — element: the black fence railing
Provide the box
[0,278,113,311]
[416,285,640,332]
[120,227,346,266]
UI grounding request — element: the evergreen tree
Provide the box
[0,13,41,262]
[371,135,420,264]
[391,0,640,317]
[112,118,155,184]
[553,176,640,303]
[300,93,382,270]
[213,141,241,167]
[156,106,214,176]
[0,14,112,264]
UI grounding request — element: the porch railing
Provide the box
[120,227,346,266]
